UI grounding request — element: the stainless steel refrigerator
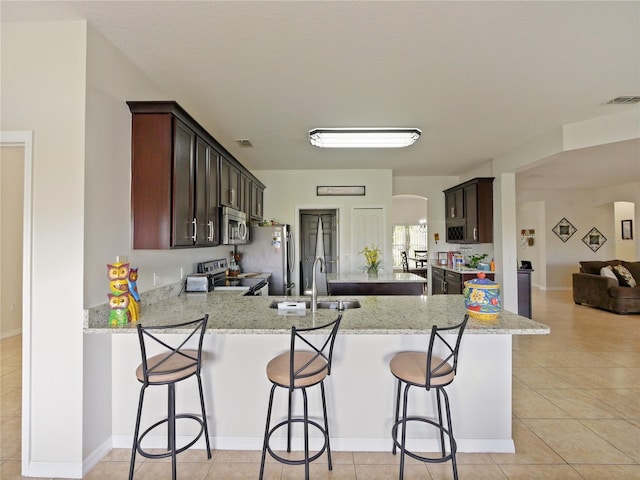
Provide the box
[239,225,295,296]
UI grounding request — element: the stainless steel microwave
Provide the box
[221,206,249,245]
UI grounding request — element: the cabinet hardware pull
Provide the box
[191,218,197,241]
[473,228,477,240]
[230,188,235,205]
[208,221,214,242]
[451,207,455,218]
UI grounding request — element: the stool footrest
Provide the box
[391,416,457,464]
[266,418,329,466]
[137,414,206,459]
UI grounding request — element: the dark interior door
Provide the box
[300,210,337,294]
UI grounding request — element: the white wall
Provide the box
[391,195,427,226]
[0,146,24,338]
[516,201,544,287]
[1,20,87,477]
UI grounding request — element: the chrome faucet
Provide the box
[311,256,326,313]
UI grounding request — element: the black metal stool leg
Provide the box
[259,384,277,480]
[399,382,411,480]
[168,383,177,480]
[320,382,333,471]
[287,388,293,452]
[129,385,147,480]
[441,388,458,480]
[436,388,446,455]
[392,378,402,455]
[196,373,212,458]
[302,388,310,480]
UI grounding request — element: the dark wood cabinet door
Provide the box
[445,189,464,220]
[464,183,478,242]
[251,182,264,220]
[194,138,219,246]
[172,120,196,247]
[240,173,251,217]
[431,268,446,294]
[220,157,241,209]
[205,148,219,245]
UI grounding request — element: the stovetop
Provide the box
[197,258,267,291]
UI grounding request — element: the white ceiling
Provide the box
[3,1,639,190]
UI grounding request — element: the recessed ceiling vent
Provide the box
[235,139,253,147]
[606,96,640,104]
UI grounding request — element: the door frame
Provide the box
[295,205,342,296]
[0,130,33,475]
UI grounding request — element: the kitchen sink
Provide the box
[269,300,361,310]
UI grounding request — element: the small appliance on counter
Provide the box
[185,273,214,292]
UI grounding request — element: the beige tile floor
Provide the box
[1,289,639,479]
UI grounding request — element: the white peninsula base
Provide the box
[110,332,514,454]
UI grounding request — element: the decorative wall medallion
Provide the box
[552,217,577,242]
[582,227,607,252]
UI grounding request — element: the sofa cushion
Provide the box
[600,266,619,283]
[613,265,637,287]
[608,286,640,299]
[580,260,622,274]
[622,261,640,283]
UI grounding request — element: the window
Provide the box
[392,224,427,268]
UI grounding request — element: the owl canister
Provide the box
[463,272,501,320]
[107,258,140,325]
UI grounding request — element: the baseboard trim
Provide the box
[25,461,83,479]
[83,438,112,477]
[111,435,515,454]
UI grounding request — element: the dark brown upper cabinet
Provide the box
[127,101,264,249]
[443,177,494,244]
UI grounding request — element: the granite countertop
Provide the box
[433,266,495,274]
[326,272,427,283]
[85,287,549,336]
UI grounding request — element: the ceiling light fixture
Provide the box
[309,128,421,148]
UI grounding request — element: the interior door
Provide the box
[299,210,337,295]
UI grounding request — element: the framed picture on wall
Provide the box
[622,219,633,240]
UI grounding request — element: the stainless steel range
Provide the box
[196,259,269,296]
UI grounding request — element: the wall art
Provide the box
[316,185,365,196]
[551,217,577,243]
[582,227,607,252]
[622,219,633,240]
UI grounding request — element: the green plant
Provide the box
[469,253,488,268]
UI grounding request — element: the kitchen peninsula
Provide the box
[85,288,549,454]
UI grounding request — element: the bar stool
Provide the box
[129,315,211,480]
[389,315,468,480]
[259,313,343,480]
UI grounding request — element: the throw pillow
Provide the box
[612,265,637,287]
[600,265,619,283]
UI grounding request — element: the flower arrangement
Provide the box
[360,244,382,277]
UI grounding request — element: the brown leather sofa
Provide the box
[572,260,640,314]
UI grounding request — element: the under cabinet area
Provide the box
[432,267,494,295]
[127,101,265,248]
[443,177,494,243]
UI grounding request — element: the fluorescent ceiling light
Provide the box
[309,128,421,148]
